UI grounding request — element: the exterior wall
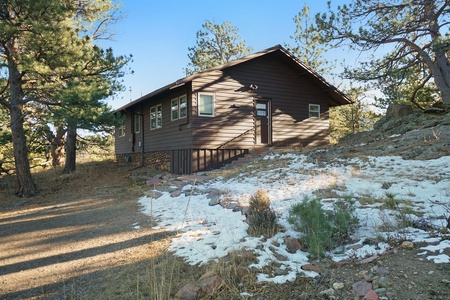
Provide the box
[115,84,194,155]
[191,72,256,149]
[224,52,331,147]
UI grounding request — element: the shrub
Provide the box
[247,189,279,237]
[288,197,358,259]
[383,192,399,210]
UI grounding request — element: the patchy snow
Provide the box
[138,153,450,283]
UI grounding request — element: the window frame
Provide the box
[309,104,321,118]
[171,98,179,121]
[198,93,215,117]
[171,95,188,121]
[134,114,141,133]
[118,121,126,137]
[150,104,162,130]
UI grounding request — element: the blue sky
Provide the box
[104,0,350,109]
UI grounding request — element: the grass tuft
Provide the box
[247,189,279,237]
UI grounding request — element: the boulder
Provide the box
[386,103,413,120]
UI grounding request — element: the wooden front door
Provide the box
[255,100,271,144]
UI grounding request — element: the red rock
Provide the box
[285,238,303,253]
[364,289,379,300]
[301,264,321,273]
[352,280,372,296]
[175,284,200,300]
[195,271,222,295]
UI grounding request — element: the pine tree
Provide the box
[0,0,129,197]
[186,20,253,75]
[315,0,450,107]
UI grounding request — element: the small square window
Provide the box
[198,93,214,117]
[309,104,320,118]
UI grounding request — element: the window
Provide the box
[171,99,179,120]
[171,95,188,121]
[198,93,214,116]
[150,104,162,129]
[179,95,187,118]
[309,104,320,118]
[256,103,267,117]
[134,114,141,133]
[117,121,125,137]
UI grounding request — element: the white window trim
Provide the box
[198,93,215,117]
[171,98,179,121]
[118,120,125,137]
[171,95,188,121]
[150,104,162,130]
[134,114,141,133]
[309,104,320,118]
[179,95,187,119]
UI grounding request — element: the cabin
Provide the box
[114,45,352,174]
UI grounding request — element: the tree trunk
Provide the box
[63,123,77,174]
[7,40,38,197]
[50,127,66,167]
[10,104,39,197]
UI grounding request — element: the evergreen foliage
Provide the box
[289,197,358,259]
[186,20,253,75]
[315,0,450,107]
[0,0,130,196]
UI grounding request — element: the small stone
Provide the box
[375,288,386,295]
[377,277,390,287]
[170,190,182,197]
[285,237,303,253]
[209,196,221,206]
[319,288,335,297]
[301,264,321,273]
[401,241,414,249]
[333,282,345,290]
[299,292,310,300]
[358,255,379,264]
[195,271,222,295]
[353,280,372,296]
[175,284,200,300]
[442,279,450,284]
[376,266,389,274]
[364,289,379,300]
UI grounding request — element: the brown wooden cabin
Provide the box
[114,45,352,174]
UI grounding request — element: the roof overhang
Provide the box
[114,45,352,113]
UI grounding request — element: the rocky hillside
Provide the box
[309,104,450,162]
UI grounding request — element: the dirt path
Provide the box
[0,162,173,299]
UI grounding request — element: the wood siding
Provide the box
[191,72,256,149]
[223,52,331,147]
[114,84,194,155]
[115,47,345,172]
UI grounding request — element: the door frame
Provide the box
[254,98,272,145]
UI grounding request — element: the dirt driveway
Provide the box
[0,162,173,299]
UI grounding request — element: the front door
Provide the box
[255,99,271,144]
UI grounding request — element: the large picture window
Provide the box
[198,93,214,117]
[150,104,162,129]
[171,95,188,121]
[309,104,320,118]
